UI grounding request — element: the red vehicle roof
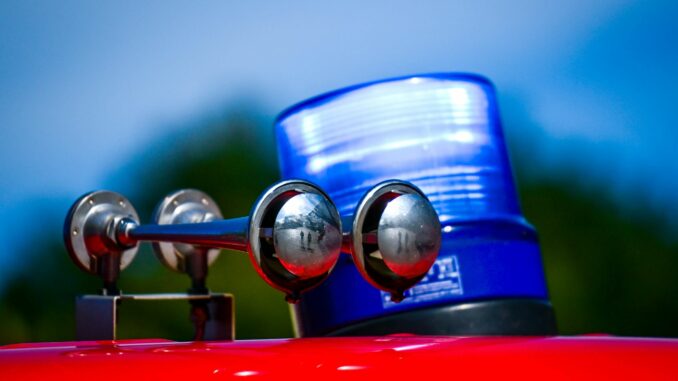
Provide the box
[1,335,677,380]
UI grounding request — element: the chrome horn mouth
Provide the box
[248,180,343,302]
[346,180,441,302]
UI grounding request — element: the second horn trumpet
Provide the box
[342,180,442,302]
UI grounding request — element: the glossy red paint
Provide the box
[1,336,677,380]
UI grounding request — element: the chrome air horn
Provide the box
[341,180,441,302]
[63,179,438,339]
[64,180,343,302]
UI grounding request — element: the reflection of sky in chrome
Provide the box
[1,0,677,283]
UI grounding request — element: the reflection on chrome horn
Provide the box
[63,180,343,303]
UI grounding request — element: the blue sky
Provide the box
[1,0,676,282]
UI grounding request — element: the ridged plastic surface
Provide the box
[276,73,548,335]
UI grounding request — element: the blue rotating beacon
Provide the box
[275,73,556,336]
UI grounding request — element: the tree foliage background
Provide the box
[1,106,676,344]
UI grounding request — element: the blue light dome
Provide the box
[276,73,550,336]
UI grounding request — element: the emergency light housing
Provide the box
[276,73,556,336]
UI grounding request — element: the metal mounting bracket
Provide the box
[75,293,234,341]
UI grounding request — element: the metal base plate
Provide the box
[64,191,139,274]
[152,189,223,273]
